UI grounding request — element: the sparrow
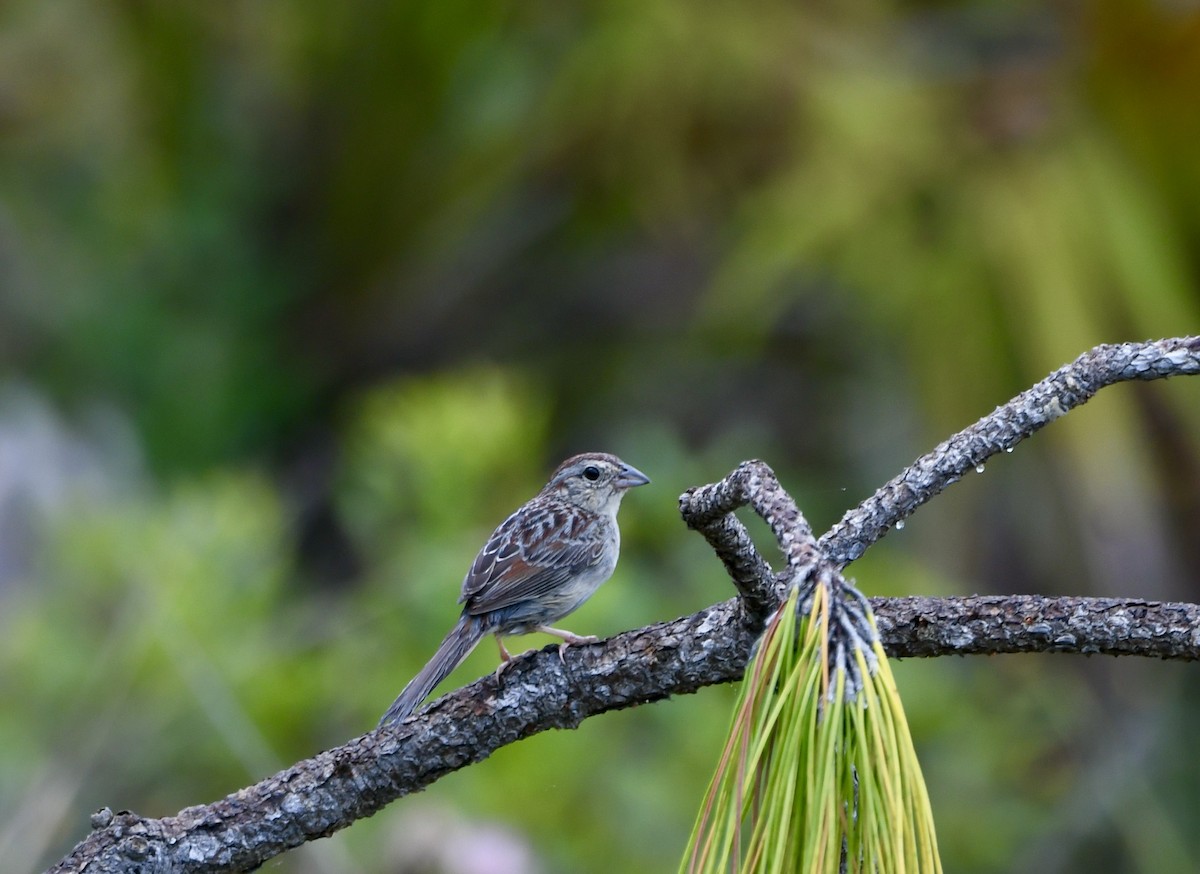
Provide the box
[379,452,650,726]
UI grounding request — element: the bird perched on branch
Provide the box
[379,452,650,726]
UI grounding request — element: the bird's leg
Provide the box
[493,634,516,679]
[536,625,600,662]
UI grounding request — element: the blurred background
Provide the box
[1,1,1199,872]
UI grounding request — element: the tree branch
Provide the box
[46,337,1200,874]
[820,337,1200,564]
[875,595,1200,659]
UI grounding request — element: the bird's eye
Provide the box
[583,465,601,481]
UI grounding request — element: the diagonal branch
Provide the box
[819,337,1200,565]
[47,594,1200,874]
[45,337,1200,874]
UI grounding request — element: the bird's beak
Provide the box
[615,463,650,489]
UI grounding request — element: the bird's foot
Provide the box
[536,625,600,663]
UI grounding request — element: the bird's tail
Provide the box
[379,616,486,726]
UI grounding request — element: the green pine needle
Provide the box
[682,582,941,874]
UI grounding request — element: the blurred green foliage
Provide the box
[2,1,1200,872]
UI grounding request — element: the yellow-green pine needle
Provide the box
[681,582,941,874]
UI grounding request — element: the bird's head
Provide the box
[542,452,650,515]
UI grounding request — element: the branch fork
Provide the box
[681,460,878,699]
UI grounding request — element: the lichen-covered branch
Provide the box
[819,336,1200,565]
[678,459,818,620]
[45,594,1200,874]
[875,595,1200,659]
[44,337,1200,874]
[680,459,879,696]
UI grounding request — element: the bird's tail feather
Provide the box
[379,616,485,726]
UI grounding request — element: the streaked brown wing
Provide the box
[459,500,606,615]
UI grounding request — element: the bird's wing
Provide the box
[459,500,608,615]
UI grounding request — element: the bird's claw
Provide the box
[557,634,600,663]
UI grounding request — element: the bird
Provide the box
[379,452,650,726]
